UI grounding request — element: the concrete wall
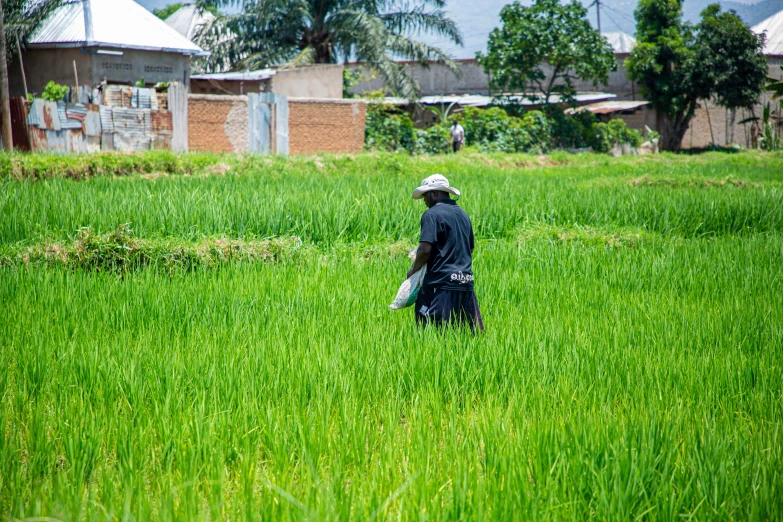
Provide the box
[288,98,366,155]
[190,64,343,99]
[190,78,269,96]
[188,94,249,153]
[348,59,491,96]
[346,58,636,98]
[9,47,192,98]
[271,64,344,98]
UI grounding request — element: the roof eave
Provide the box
[28,41,210,57]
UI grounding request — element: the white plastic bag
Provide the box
[389,248,426,310]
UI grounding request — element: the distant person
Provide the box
[407,174,483,331]
[450,121,465,152]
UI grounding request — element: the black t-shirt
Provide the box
[419,199,475,291]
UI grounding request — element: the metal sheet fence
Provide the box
[23,85,179,153]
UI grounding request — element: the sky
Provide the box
[135,0,771,60]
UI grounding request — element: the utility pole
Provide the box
[0,2,13,151]
[595,0,602,34]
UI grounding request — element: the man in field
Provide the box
[407,174,484,331]
[450,121,465,152]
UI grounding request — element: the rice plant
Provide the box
[0,151,781,520]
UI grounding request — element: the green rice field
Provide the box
[1,151,782,520]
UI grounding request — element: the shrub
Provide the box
[41,81,69,102]
[545,107,598,149]
[415,125,451,154]
[592,119,643,153]
[459,107,552,153]
[364,103,416,153]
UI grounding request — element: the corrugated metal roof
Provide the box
[602,32,636,54]
[165,3,215,41]
[191,69,276,81]
[752,10,783,56]
[379,93,617,107]
[30,0,209,56]
[567,100,650,115]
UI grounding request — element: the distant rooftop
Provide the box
[378,93,617,107]
[752,9,783,56]
[30,0,208,56]
[603,32,636,54]
[165,2,216,41]
[191,70,276,82]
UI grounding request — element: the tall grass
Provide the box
[1,151,782,520]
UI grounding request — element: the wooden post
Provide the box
[15,32,28,100]
[73,61,80,103]
[0,2,14,150]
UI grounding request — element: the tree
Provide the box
[695,5,767,144]
[198,0,463,97]
[626,0,766,150]
[153,3,184,20]
[475,0,616,103]
[1,0,65,150]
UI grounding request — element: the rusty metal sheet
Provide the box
[86,136,101,153]
[150,111,173,134]
[103,86,133,107]
[66,104,88,121]
[39,100,60,131]
[27,99,42,127]
[85,104,102,137]
[67,129,89,153]
[46,130,68,153]
[114,133,151,151]
[112,107,150,133]
[99,105,114,133]
[58,102,83,130]
[28,126,47,152]
[101,133,115,151]
[10,98,31,152]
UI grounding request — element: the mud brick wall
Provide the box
[188,94,249,153]
[288,99,366,155]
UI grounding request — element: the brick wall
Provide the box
[188,94,249,153]
[187,95,366,155]
[289,99,366,155]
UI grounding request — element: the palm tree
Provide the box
[197,0,463,97]
[1,0,67,150]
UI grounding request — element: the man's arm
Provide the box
[407,241,432,279]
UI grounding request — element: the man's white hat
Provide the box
[412,174,461,199]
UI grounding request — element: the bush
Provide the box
[364,103,416,152]
[459,107,552,153]
[415,126,451,154]
[41,81,69,102]
[592,119,643,153]
[545,107,598,149]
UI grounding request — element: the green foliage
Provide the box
[476,0,616,102]
[592,119,644,153]
[458,107,552,153]
[41,81,68,102]
[197,0,462,97]
[342,68,362,99]
[694,5,767,112]
[364,104,416,153]
[766,67,783,100]
[627,0,766,150]
[414,126,451,155]
[1,153,782,519]
[152,3,182,20]
[544,107,598,149]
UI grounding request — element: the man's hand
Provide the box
[407,241,432,279]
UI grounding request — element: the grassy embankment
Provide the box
[1,151,782,520]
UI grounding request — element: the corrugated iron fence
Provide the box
[20,83,183,153]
